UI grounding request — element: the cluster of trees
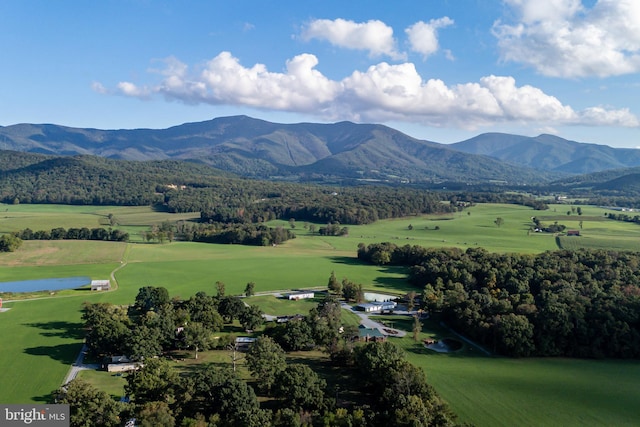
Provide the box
[359,244,640,358]
[183,223,295,246]
[61,287,459,426]
[530,217,566,233]
[0,234,22,252]
[83,286,264,361]
[12,226,129,242]
[605,212,640,224]
[448,192,549,211]
[197,184,456,226]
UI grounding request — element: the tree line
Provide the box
[12,226,129,242]
[359,243,640,358]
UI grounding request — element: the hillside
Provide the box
[450,133,640,174]
[0,116,559,183]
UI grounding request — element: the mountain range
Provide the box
[0,115,638,183]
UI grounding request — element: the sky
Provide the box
[1,0,639,147]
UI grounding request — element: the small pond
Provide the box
[0,276,92,293]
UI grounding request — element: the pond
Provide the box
[0,276,92,293]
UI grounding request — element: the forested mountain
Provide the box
[450,133,640,174]
[0,116,560,183]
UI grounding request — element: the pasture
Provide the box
[1,203,640,425]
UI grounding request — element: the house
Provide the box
[235,337,256,351]
[287,291,314,300]
[91,280,111,291]
[355,301,397,313]
[107,363,141,373]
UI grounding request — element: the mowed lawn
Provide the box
[1,203,640,425]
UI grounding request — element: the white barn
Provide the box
[91,280,111,291]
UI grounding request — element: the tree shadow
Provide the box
[24,342,82,364]
[328,256,363,266]
[31,391,55,403]
[24,321,85,340]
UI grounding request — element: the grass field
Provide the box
[1,203,640,425]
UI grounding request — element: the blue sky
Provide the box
[1,0,639,147]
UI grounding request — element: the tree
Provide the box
[134,286,170,314]
[194,365,269,427]
[137,401,175,427]
[125,325,163,361]
[55,379,124,427]
[182,322,213,359]
[185,292,223,331]
[125,358,180,404]
[407,291,417,313]
[494,217,504,227]
[273,363,327,411]
[218,296,246,323]
[244,281,256,297]
[270,318,315,351]
[0,234,22,252]
[412,314,422,342]
[240,304,264,332]
[245,336,286,393]
[577,206,583,215]
[342,278,358,302]
[327,271,341,295]
[215,280,226,297]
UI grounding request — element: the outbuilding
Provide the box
[91,280,111,291]
[287,291,314,300]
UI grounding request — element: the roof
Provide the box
[358,326,385,338]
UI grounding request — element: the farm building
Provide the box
[91,280,111,291]
[287,291,314,300]
[567,230,581,236]
[355,301,397,313]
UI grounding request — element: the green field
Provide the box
[1,203,640,425]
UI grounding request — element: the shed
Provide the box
[91,280,111,291]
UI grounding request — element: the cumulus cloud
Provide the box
[494,0,640,77]
[98,52,639,129]
[300,18,404,59]
[405,17,454,59]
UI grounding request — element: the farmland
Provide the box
[1,203,640,425]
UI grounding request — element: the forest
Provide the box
[66,287,459,427]
[358,244,640,358]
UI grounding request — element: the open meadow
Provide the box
[1,203,640,425]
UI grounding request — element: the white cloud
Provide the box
[405,17,454,59]
[494,0,640,77]
[300,18,404,59]
[101,52,639,130]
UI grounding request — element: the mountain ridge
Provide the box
[1,115,634,182]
